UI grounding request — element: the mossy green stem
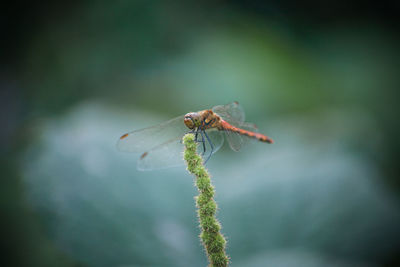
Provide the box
[183,133,229,267]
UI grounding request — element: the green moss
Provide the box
[183,134,229,267]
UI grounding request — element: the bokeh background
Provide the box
[2,1,400,266]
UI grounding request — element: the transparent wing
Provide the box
[137,138,185,171]
[224,130,243,152]
[117,115,187,152]
[223,121,258,152]
[200,129,224,155]
[138,129,224,171]
[212,102,245,125]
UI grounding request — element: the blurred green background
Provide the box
[2,1,400,266]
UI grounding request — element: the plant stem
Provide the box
[183,133,229,267]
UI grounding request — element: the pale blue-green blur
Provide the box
[4,2,400,266]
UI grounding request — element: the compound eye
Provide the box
[184,117,194,129]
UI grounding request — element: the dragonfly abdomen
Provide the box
[220,120,274,144]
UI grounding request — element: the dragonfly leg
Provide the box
[194,128,205,143]
[203,130,214,164]
[200,130,206,156]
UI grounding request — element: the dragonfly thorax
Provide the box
[184,112,202,129]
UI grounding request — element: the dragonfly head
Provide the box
[184,112,202,129]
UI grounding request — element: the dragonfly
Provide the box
[118,102,273,171]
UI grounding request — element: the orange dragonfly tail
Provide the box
[220,120,274,144]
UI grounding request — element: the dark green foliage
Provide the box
[183,134,229,267]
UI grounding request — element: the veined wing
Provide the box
[214,102,265,151]
[212,102,245,126]
[117,115,187,153]
[199,128,224,156]
[138,129,224,171]
[223,122,258,152]
[137,137,184,171]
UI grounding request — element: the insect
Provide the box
[118,102,273,171]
